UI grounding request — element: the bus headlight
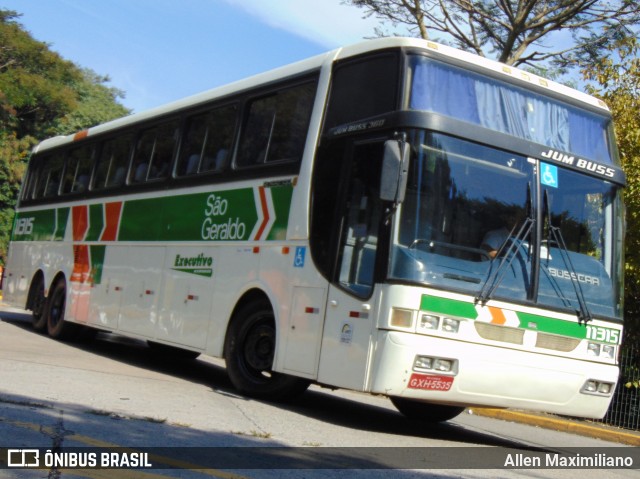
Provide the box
[587,342,616,359]
[587,342,601,356]
[581,379,614,396]
[602,345,616,359]
[419,314,439,330]
[442,317,460,333]
[412,355,457,374]
[434,358,454,372]
[413,355,433,370]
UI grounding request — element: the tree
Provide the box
[345,1,640,70]
[583,37,640,342]
[0,10,130,262]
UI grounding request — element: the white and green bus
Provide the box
[4,38,625,422]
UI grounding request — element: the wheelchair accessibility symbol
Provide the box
[294,246,306,268]
[541,162,558,188]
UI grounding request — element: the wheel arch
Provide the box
[48,271,67,293]
[223,287,274,357]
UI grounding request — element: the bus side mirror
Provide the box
[380,139,409,203]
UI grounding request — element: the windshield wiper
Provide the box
[543,191,592,324]
[475,183,534,305]
[475,216,534,305]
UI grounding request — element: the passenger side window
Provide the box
[236,81,316,168]
[62,145,94,194]
[130,121,178,183]
[176,105,236,177]
[94,134,133,189]
[34,153,65,198]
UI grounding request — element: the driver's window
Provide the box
[336,142,384,297]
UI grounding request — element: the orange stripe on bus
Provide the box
[73,130,89,141]
[101,201,123,241]
[488,306,507,325]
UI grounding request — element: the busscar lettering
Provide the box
[540,148,615,178]
[548,267,600,286]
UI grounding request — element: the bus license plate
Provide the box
[408,373,453,391]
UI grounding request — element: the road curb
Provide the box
[470,408,640,446]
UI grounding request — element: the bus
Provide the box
[3,37,625,423]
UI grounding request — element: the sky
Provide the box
[2,0,381,113]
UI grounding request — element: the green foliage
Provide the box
[346,1,640,71]
[0,10,130,262]
[583,37,640,343]
[53,68,129,136]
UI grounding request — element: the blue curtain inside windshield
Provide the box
[409,57,611,163]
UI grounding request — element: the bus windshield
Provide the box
[389,131,623,320]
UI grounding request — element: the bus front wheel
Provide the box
[390,397,465,423]
[224,300,309,400]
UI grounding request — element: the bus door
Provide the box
[317,140,385,390]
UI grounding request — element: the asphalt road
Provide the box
[0,305,637,479]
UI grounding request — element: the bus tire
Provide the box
[28,275,47,331]
[224,300,309,400]
[390,397,465,423]
[45,279,77,340]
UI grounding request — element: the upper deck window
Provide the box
[408,56,614,164]
[324,53,399,129]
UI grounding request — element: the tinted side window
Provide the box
[94,134,133,189]
[21,155,41,201]
[176,105,236,177]
[130,121,178,183]
[34,153,65,198]
[62,145,94,194]
[324,54,399,129]
[236,81,316,168]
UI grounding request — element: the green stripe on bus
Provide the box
[420,295,477,319]
[12,208,69,242]
[118,185,292,242]
[85,204,104,241]
[89,245,106,284]
[267,185,294,241]
[13,184,293,243]
[420,294,588,339]
[53,208,70,241]
[516,311,587,339]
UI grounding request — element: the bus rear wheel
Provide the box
[390,397,465,423]
[28,276,46,331]
[45,279,76,340]
[224,300,309,400]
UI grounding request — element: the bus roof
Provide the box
[34,37,609,153]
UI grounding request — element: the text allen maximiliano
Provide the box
[504,453,634,468]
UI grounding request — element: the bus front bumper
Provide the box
[369,330,618,419]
